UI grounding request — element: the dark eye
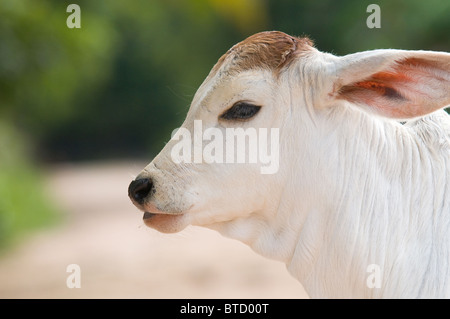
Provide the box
[220,101,261,121]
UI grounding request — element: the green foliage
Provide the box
[0,119,59,250]
[0,0,117,138]
[266,0,450,54]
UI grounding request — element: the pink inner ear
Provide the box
[338,58,446,119]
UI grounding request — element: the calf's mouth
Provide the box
[128,173,191,233]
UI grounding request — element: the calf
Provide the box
[128,31,450,298]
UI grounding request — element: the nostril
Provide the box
[128,178,154,205]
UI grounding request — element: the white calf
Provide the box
[129,31,450,298]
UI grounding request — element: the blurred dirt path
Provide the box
[0,161,308,298]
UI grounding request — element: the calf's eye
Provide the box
[220,101,261,121]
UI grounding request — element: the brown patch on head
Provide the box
[211,31,314,78]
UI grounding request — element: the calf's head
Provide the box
[128,31,312,235]
[128,31,450,239]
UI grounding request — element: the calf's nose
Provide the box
[128,177,154,205]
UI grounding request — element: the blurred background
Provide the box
[0,0,449,298]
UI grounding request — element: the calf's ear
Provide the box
[331,49,450,120]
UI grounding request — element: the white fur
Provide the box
[135,44,450,298]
